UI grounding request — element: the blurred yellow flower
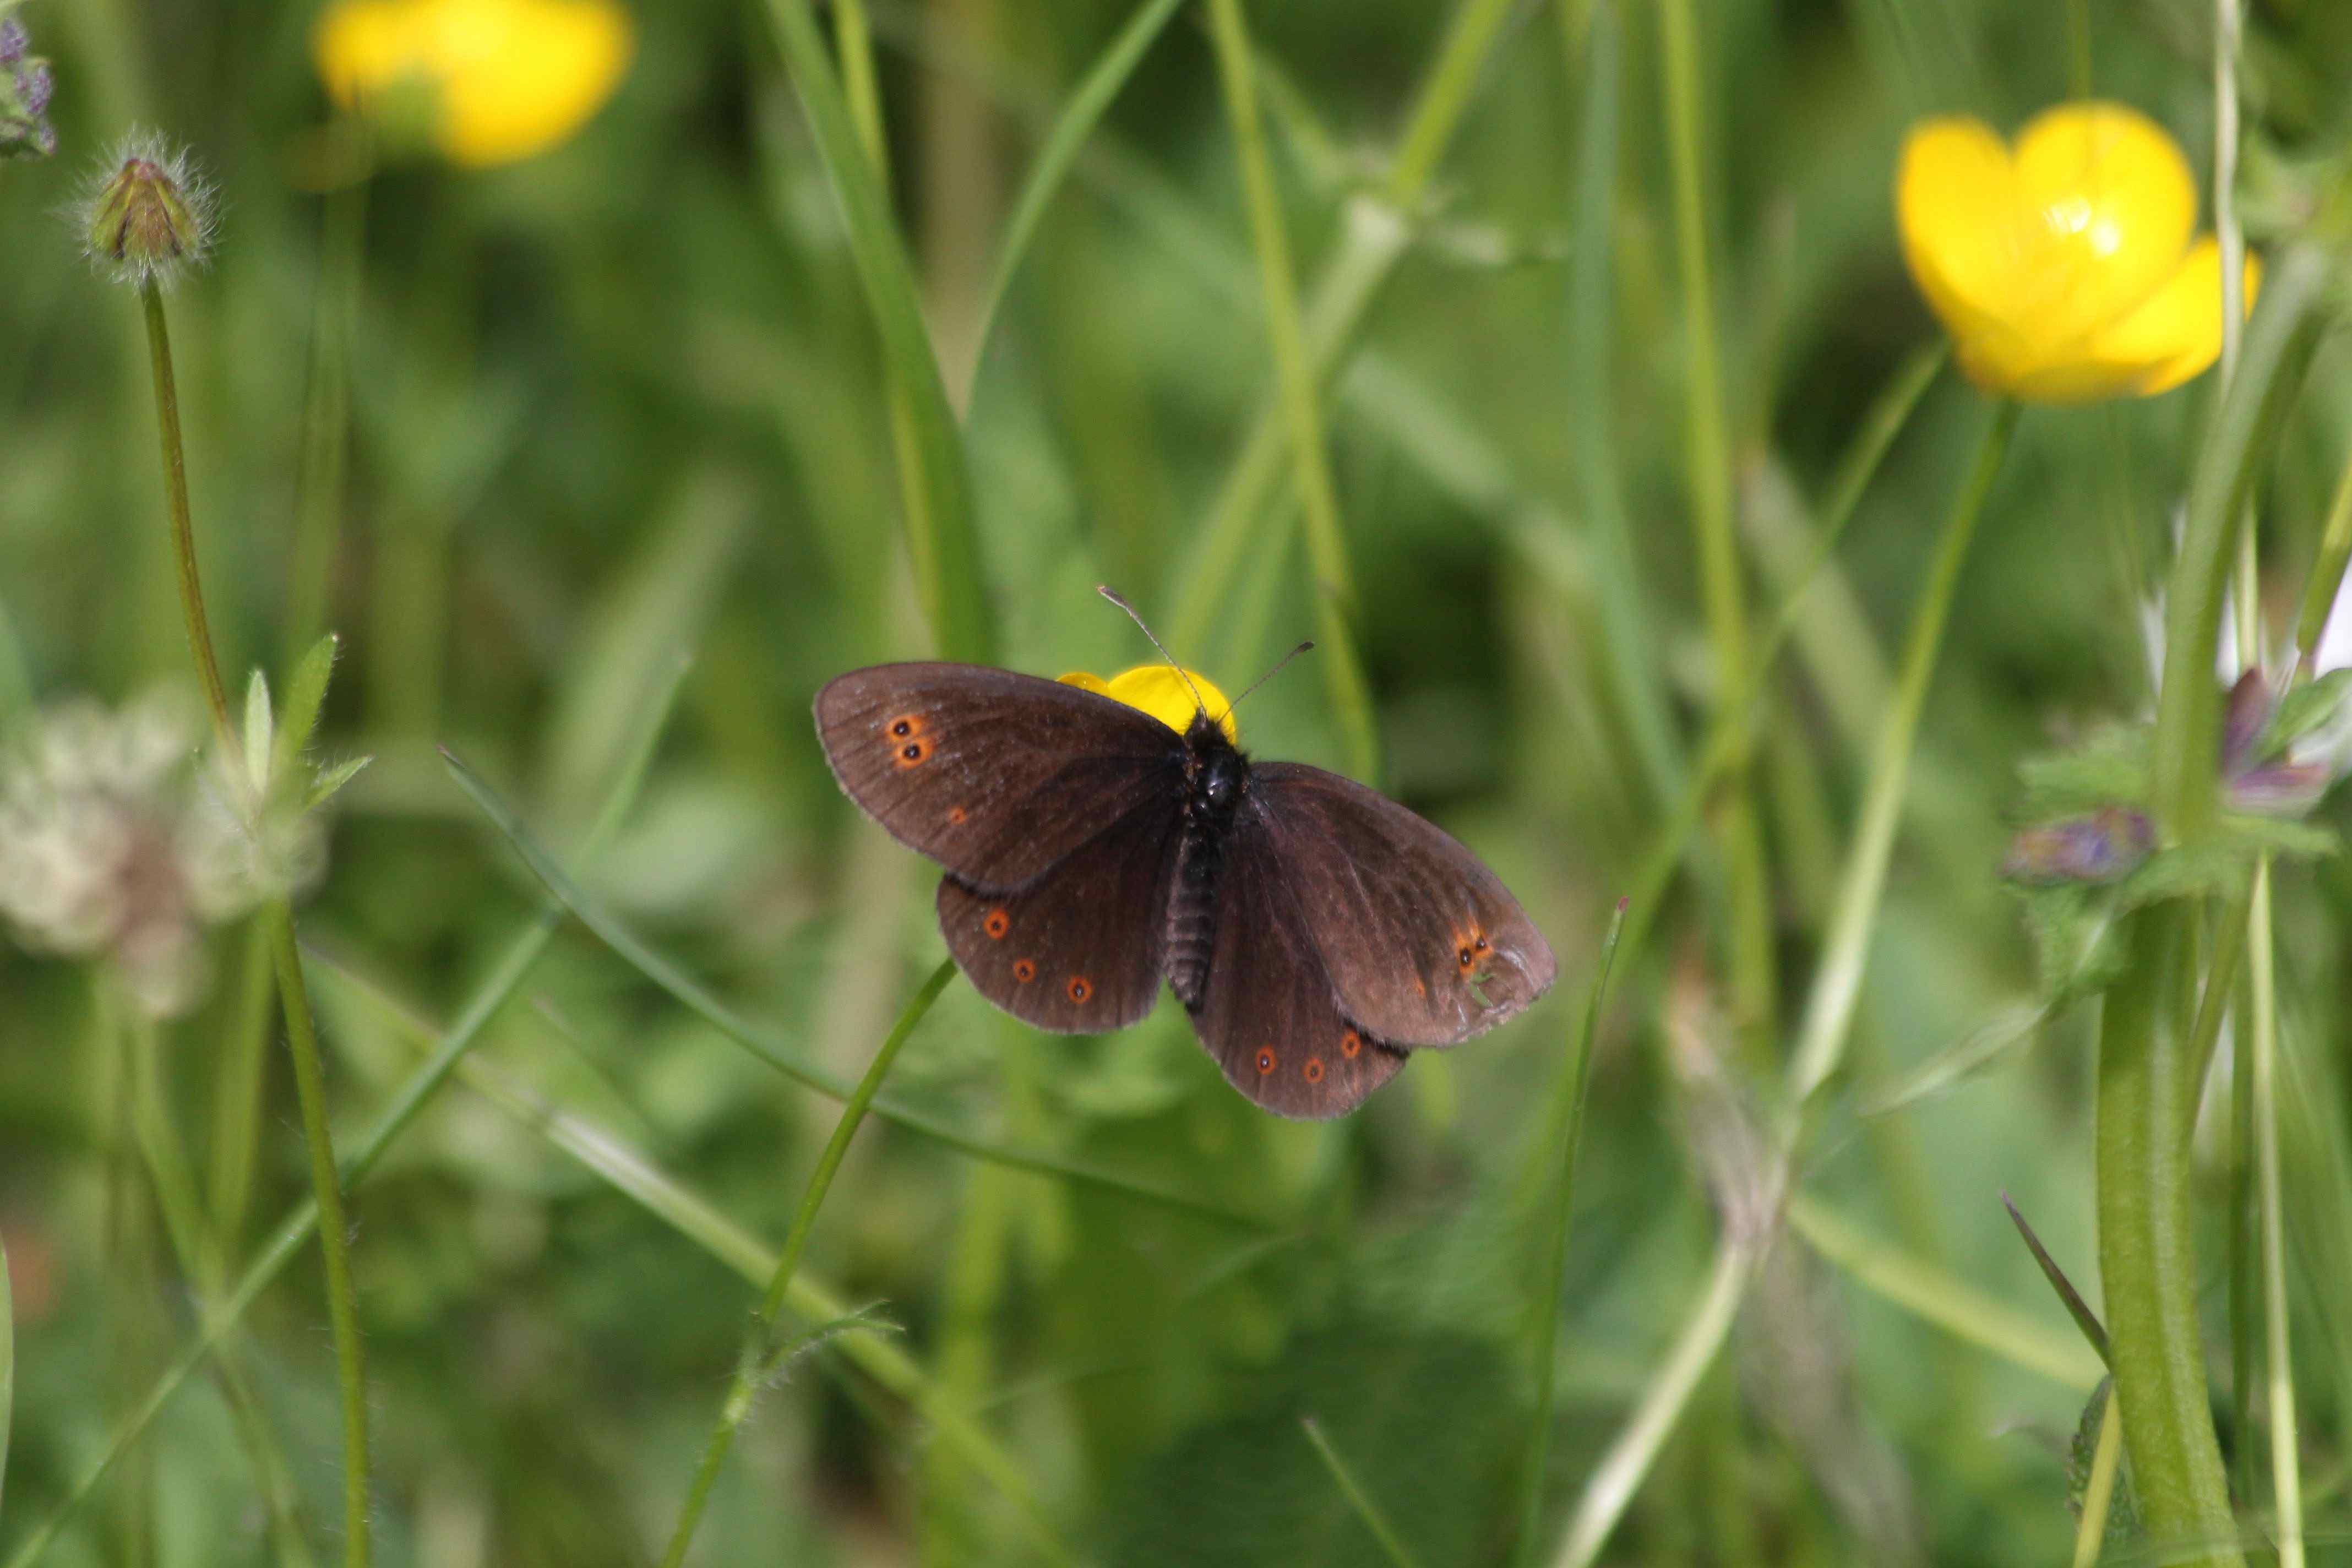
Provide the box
[1897,102,2259,402]
[315,0,632,168]
[1059,665,1239,743]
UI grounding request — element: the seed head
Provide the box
[78,131,217,288]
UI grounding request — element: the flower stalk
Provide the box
[129,206,373,1568]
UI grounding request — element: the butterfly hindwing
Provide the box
[1185,811,1406,1119]
[936,802,1183,1033]
[1244,763,1556,1046]
[815,662,1186,892]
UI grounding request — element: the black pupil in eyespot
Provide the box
[902,743,920,759]
[892,720,910,735]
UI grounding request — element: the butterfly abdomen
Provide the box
[1167,829,1222,1009]
[1167,737,1248,1010]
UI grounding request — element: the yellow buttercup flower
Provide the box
[1059,665,1238,744]
[315,0,632,168]
[1897,102,2259,402]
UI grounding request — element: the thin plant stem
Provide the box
[264,902,369,1568]
[1302,1418,1423,1568]
[2251,861,2305,1568]
[205,918,276,1268]
[139,280,233,753]
[282,175,365,666]
[138,270,372,1568]
[1788,398,2017,1101]
[1204,0,1379,783]
[656,960,963,1568]
[1656,0,1772,1060]
[0,1223,10,1527]
[2071,1393,2124,1568]
[0,663,689,1568]
[301,946,1071,1562]
[2291,444,2352,662]
[124,1006,318,1568]
[1167,0,1517,655]
[1549,1237,1751,1568]
[1513,900,1627,1566]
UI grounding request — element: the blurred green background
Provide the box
[7,0,2352,1562]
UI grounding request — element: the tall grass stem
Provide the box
[139,282,233,753]
[1788,398,2016,1102]
[656,961,963,1568]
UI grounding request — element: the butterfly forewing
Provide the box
[815,663,1186,892]
[936,801,1183,1033]
[1186,812,1406,1119]
[1244,763,1556,1045]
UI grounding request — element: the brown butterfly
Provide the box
[814,597,1555,1118]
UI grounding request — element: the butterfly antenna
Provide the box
[1217,640,1315,726]
[1097,585,1211,717]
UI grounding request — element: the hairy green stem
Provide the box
[2097,909,2242,1567]
[657,961,963,1568]
[139,281,233,753]
[139,274,372,1568]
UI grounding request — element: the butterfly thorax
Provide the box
[1167,713,1248,1010]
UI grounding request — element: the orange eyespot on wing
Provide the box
[1255,1047,1277,1075]
[1242,763,1556,1045]
[932,797,1181,1035]
[1339,1029,1362,1059]
[894,739,927,767]
[1302,1057,1325,1083]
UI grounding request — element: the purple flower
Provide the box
[0,19,25,67]
[2004,806,2154,885]
[17,60,48,117]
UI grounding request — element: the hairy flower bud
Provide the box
[78,132,216,288]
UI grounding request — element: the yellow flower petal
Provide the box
[1059,665,1238,743]
[316,0,632,168]
[2096,241,2264,397]
[2003,102,2196,353]
[1897,117,2024,340]
[1895,99,2244,405]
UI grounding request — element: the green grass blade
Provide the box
[1549,1234,1752,1568]
[759,0,994,662]
[969,0,1188,383]
[1788,1194,2104,1391]
[1787,398,2017,1103]
[442,748,1275,1229]
[1302,1417,1424,1568]
[1561,1,1679,805]
[1205,0,1379,782]
[422,1020,1075,1564]
[2293,443,2352,661]
[1,1226,11,1527]
[0,657,695,1568]
[2152,244,2329,840]
[1513,898,1627,1565]
[1999,1193,2110,1365]
[2071,1394,2124,1568]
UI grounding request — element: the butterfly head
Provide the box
[1185,711,1249,816]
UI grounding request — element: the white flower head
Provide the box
[0,690,320,1016]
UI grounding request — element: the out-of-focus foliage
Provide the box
[4,0,2352,1563]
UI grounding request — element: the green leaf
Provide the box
[2017,885,2123,1008]
[2000,1193,2109,1365]
[2218,812,2340,859]
[273,632,341,778]
[242,668,273,798]
[1858,1000,2049,1117]
[2066,1381,2139,1548]
[2016,727,2151,815]
[305,754,372,810]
